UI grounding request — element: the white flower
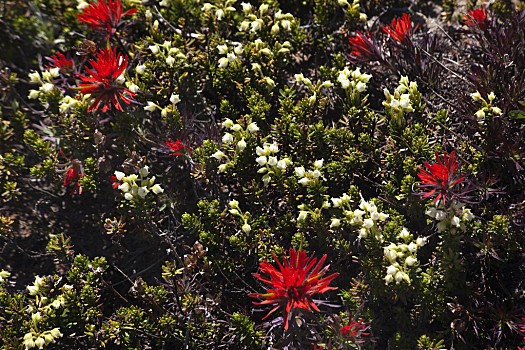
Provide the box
[218,163,229,173]
[231,124,242,132]
[394,271,404,283]
[144,101,159,112]
[405,256,417,266]
[425,207,437,218]
[297,211,308,221]
[218,57,229,68]
[259,3,269,14]
[35,337,45,349]
[385,274,394,284]
[139,166,149,177]
[451,216,461,227]
[247,122,259,133]
[435,210,446,221]
[222,118,234,129]
[241,2,252,12]
[149,45,159,54]
[281,19,291,31]
[239,20,250,31]
[408,242,417,253]
[201,3,213,11]
[363,218,374,229]
[28,90,40,99]
[313,159,323,169]
[331,197,342,208]
[330,218,341,228]
[50,328,63,338]
[222,133,234,144]
[127,82,139,93]
[276,159,287,170]
[151,184,164,194]
[29,72,41,83]
[234,45,244,55]
[370,211,380,221]
[49,67,60,78]
[379,213,389,221]
[471,91,482,101]
[267,156,278,166]
[118,182,130,192]
[399,228,410,239]
[124,193,133,201]
[137,187,149,197]
[242,223,251,234]
[217,44,228,55]
[236,138,247,152]
[256,156,267,166]
[136,64,146,74]
[358,228,367,238]
[216,8,225,20]
[170,94,180,104]
[166,56,175,67]
[298,177,309,186]
[295,167,306,178]
[212,150,225,159]
[356,82,367,92]
[41,83,54,93]
[463,209,474,221]
[268,143,279,153]
[251,19,263,32]
[386,265,397,275]
[271,23,280,34]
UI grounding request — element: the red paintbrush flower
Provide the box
[464,7,488,31]
[77,0,137,37]
[76,46,135,112]
[348,31,382,63]
[382,13,418,45]
[340,319,370,341]
[63,160,84,195]
[48,52,74,72]
[418,151,465,205]
[166,138,191,156]
[249,247,339,330]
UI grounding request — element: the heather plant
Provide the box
[1,0,525,349]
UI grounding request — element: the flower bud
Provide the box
[236,138,247,152]
[242,223,251,234]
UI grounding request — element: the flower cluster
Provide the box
[337,66,371,105]
[463,6,488,31]
[383,76,416,114]
[425,200,474,233]
[383,228,427,285]
[0,269,10,282]
[330,194,389,241]
[76,0,137,38]
[249,248,339,330]
[269,9,294,35]
[417,150,465,205]
[23,328,63,350]
[295,159,324,187]
[148,40,186,67]
[211,119,259,172]
[47,52,74,72]
[228,199,252,234]
[166,138,191,156]
[201,0,236,21]
[382,13,418,45]
[27,276,46,295]
[294,73,333,106]
[470,91,502,122]
[113,166,164,201]
[28,68,60,100]
[255,142,292,185]
[217,43,243,69]
[348,31,382,63]
[76,46,135,112]
[340,317,370,342]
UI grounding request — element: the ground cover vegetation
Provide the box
[1,0,525,348]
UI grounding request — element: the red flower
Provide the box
[382,13,418,44]
[110,176,122,189]
[249,248,339,330]
[418,151,465,205]
[63,160,84,195]
[348,31,382,63]
[166,138,191,156]
[340,319,370,340]
[464,7,488,31]
[76,46,135,112]
[48,52,74,72]
[77,0,137,37]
